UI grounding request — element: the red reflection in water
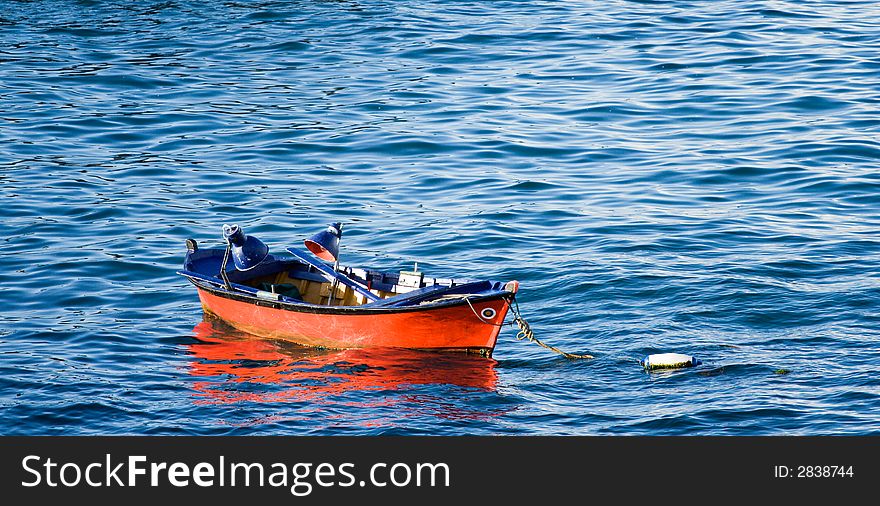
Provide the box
[186,319,500,417]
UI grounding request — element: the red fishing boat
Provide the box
[178,223,519,357]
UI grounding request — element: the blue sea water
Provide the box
[1,0,879,435]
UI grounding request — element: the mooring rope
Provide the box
[463,295,593,359]
[506,297,593,360]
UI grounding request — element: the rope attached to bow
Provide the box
[507,297,593,360]
[462,295,593,359]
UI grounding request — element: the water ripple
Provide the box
[1,0,879,435]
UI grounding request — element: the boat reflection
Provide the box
[186,319,500,412]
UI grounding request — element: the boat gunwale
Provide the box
[186,277,516,316]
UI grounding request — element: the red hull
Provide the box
[197,288,512,355]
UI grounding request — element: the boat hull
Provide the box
[196,287,512,355]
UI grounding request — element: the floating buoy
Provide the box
[641,353,701,370]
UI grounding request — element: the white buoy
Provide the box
[641,353,701,370]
